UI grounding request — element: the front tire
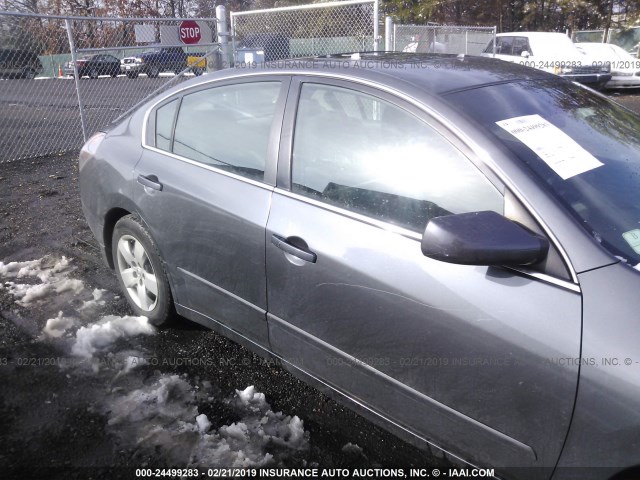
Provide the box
[147,66,160,78]
[89,68,99,79]
[112,215,174,326]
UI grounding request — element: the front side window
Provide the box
[168,81,281,181]
[291,83,503,232]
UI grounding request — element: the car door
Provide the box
[265,78,582,474]
[134,77,289,347]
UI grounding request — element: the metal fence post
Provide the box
[393,23,396,51]
[385,16,393,51]
[493,26,497,57]
[373,0,379,51]
[65,18,87,142]
[216,5,230,68]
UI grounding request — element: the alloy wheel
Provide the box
[115,234,158,311]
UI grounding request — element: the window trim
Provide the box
[143,76,291,187]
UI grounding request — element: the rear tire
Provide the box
[112,214,174,326]
[147,66,160,78]
[89,68,99,79]
[22,68,36,79]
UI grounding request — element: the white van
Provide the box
[482,32,611,89]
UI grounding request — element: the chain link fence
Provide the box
[0,11,220,163]
[392,25,495,56]
[1,3,497,164]
[230,0,378,63]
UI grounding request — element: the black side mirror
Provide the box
[421,211,549,266]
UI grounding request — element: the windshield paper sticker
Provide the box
[496,114,603,180]
[622,229,640,255]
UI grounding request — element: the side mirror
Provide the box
[521,51,530,58]
[421,211,549,266]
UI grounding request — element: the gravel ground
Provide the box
[0,152,445,478]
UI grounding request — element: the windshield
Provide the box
[446,80,640,267]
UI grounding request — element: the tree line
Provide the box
[2,0,639,54]
[4,0,639,33]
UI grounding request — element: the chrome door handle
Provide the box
[137,174,163,191]
[271,234,317,263]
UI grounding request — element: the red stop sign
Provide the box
[180,20,201,45]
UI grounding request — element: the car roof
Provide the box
[200,53,554,96]
[496,31,568,39]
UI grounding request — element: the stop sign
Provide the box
[180,20,201,45]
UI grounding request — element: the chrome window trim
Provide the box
[506,267,581,293]
[274,187,423,241]
[276,188,581,294]
[140,69,579,285]
[144,145,275,191]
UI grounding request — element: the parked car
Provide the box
[79,53,640,479]
[64,54,121,79]
[120,46,190,78]
[0,48,42,79]
[482,32,611,89]
[576,42,640,88]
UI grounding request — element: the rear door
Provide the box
[265,77,582,473]
[135,77,289,347]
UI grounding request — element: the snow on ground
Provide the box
[342,442,363,454]
[1,256,155,358]
[0,256,83,306]
[1,255,311,467]
[106,375,309,467]
[71,314,155,358]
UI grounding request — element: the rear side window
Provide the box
[291,83,503,232]
[512,37,532,56]
[171,81,281,181]
[496,37,514,55]
[155,99,178,151]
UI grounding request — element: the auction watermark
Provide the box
[132,467,496,478]
[228,59,472,72]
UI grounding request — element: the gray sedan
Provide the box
[79,54,640,479]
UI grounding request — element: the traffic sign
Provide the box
[180,20,201,45]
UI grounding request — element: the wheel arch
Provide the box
[103,207,132,269]
[103,208,180,306]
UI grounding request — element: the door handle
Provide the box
[137,174,163,191]
[271,234,317,263]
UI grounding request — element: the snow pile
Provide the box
[0,256,83,306]
[341,442,364,455]
[106,376,308,467]
[1,256,154,366]
[79,288,107,312]
[71,315,155,358]
[42,311,77,338]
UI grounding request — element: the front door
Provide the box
[265,78,581,474]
